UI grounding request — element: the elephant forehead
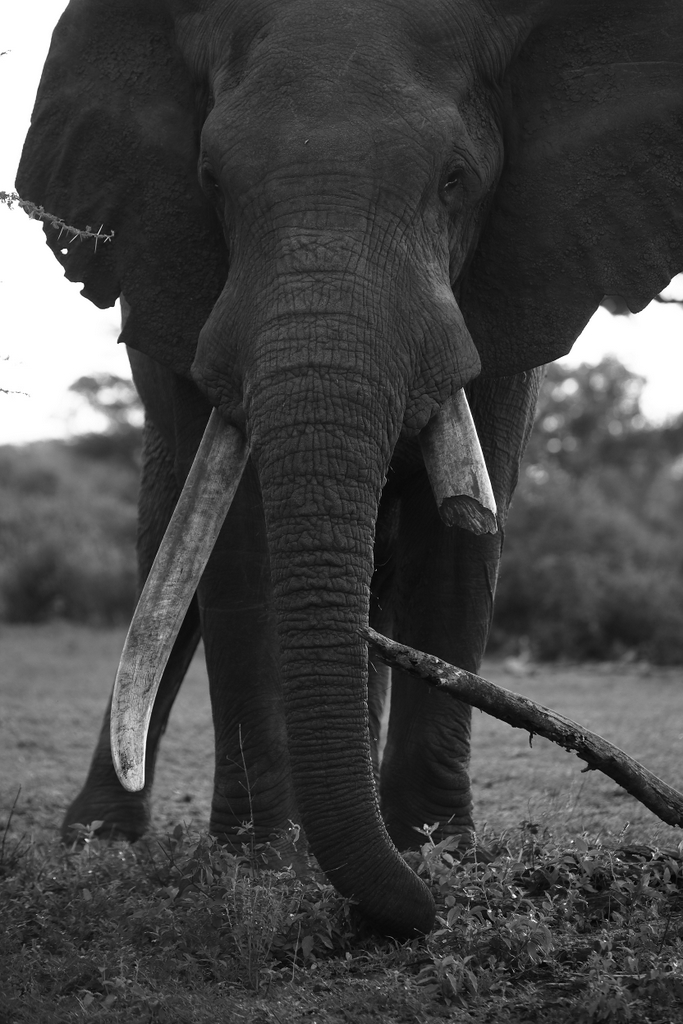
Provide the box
[182,0,481,116]
[183,0,505,198]
[179,0,502,73]
[201,73,484,211]
[178,0,400,81]
[202,101,451,197]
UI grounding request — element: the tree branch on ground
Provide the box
[361,626,683,830]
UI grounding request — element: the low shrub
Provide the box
[493,463,683,664]
[0,441,138,624]
[2,818,682,1022]
[1,540,136,624]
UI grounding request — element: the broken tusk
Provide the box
[110,409,250,791]
[419,390,498,535]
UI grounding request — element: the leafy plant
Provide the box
[2,814,682,1021]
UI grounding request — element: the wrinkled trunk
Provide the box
[248,370,435,935]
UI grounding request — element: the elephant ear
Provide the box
[16,0,226,378]
[461,0,683,377]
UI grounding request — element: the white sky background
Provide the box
[2,1,682,445]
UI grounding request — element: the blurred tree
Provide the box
[524,357,648,475]
[524,357,683,499]
[69,373,142,432]
[68,373,143,465]
[493,354,683,662]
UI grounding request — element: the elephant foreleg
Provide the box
[61,419,201,841]
[379,371,543,851]
[379,474,502,850]
[196,459,301,862]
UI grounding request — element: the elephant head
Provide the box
[17,0,683,936]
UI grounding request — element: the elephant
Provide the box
[17,0,683,937]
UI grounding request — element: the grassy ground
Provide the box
[471,659,683,848]
[1,623,213,842]
[2,624,683,1022]
[3,623,681,847]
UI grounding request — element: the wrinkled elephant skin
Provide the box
[17,0,683,935]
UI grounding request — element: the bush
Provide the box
[0,441,138,624]
[493,464,683,663]
[1,541,136,624]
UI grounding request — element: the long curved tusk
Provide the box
[111,409,250,791]
[419,389,498,535]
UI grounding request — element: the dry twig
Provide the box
[1,191,114,247]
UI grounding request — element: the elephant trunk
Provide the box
[246,369,435,935]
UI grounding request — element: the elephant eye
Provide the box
[441,167,463,199]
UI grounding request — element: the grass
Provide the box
[1,624,683,1022]
[471,659,683,847]
[0,624,213,842]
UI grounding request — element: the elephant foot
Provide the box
[210,820,314,877]
[380,755,475,853]
[61,787,151,844]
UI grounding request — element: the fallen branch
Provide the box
[360,626,683,830]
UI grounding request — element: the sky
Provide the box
[2,1,683,445]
